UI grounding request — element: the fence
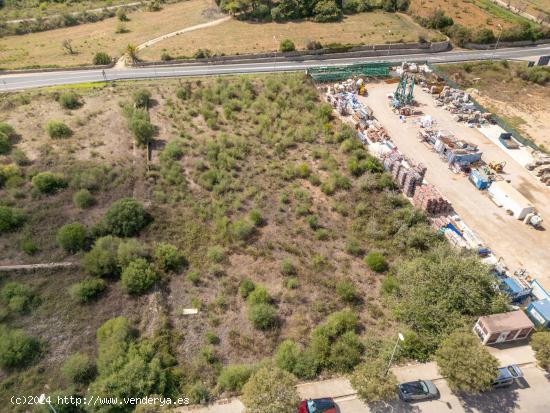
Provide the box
[427,63,541,152]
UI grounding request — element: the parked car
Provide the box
[492,365,523,388]
[397,380,439,402]
[298,398,337,413]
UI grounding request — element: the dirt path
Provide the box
[0,262,77,272]
[136,15,231,51]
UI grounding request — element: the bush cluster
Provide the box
[101,197,149,237]
[154,242,186,272]
[69,278,106,303]
[62,353,97,384]
[0,206,25,233]
[57,222,88,253]
[32,171,67,194]
[120,258,159,295]
[45,120,72,139]
[0,326,41,370]
[0,122,16,155]
[1,282,37,314]
[58,91,82,109]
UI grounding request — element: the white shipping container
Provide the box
[488,181,535,220]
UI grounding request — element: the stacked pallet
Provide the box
[413,184,452,215]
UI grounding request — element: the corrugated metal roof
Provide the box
[531,299,550,320]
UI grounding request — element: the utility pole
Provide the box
[492,24,503,60]
[386,332,405,376]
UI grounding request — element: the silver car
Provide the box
[397,380,439,402]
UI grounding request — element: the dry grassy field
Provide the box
[409,0,529,29]
[507,0,550,18]
[0,0,219,69]
[438,61,550,149]
[140,11,440,60]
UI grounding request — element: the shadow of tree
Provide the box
[367,400,422,413]
[457,386,520,413]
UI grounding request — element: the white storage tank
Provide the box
[488,181,535,220]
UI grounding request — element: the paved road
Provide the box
[1,45,550,92]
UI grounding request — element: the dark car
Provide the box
[492,365,523,388]
[397,380,439,402]
[298,398,337,413]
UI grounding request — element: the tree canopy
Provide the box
[241,366,299,413]
[350,358,397,403]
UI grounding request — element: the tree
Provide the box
[126,44,139,61]
[0,131,11,154]
[313,0,343,22]
[531,331,550,370]
[133,89,151,108]
[32,171,67,194]
[218,364,255,392]
[102,197,149,237]
[120,258,159,295]
[0,326,41,370]
[0,206,25,233]
[62,39,76,54]
[57,222,88,253]
[45,120,72,139]
[280,39,296,52]
[82,236,121,278]
[435,331,498,392]
[350,358,398,403]
[1,282,37,313]
[241,366,299,413]
[62,353,97,384]
[69,278,106,303]
[117,238,149,268]
[93,52,111,65]
[153,242,186,272]
[129,117,154,146]
[248,303,278,330]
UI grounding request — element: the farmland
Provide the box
[0,73,506,410]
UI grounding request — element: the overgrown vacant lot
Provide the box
[0,0,218,69]
[0,75,506,410]
[438,61,550,149]
[140,11,439,60]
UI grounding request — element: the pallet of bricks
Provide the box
[413,184,452,216]
[383,151,427,197]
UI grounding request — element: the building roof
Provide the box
[531,299,550,320]
[478,311,534,332]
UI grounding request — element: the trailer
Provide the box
[488,181,535,220]
[499,133,520,150]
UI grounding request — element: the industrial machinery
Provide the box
[393,73,415,107]
[524,212,543,229]
[489,161,506,173]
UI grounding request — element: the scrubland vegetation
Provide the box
[0,74,508,409]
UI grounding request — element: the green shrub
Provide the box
[249,209,264,226]
[21,239,39,255]
[247,286,272,306]
[0,326,41,370]
[160,139,184,161]
[193,48,212,59]
[306,214,319,229]
[207,245,226,263]
[531,331,550,370]
[248,303,278,330]
[57,222,88,253]
[186,270,201,285]
[93,52,111,65]
[239,279,255,298]
[32,171,67,194]
[117,238,149,268]
[133,88,151,108]
[284,277,300,289]
[69,278,106,303]
[62,353,96,384]
[205,331,220,345]
[45,120,72,139]
[58,91,82,109]
[0,122,16,140]
[120,258,159,295]
[365,252,388,272]
[232,218,255,241]
[154,242,186,272]
[380,275,399,295]
[345,238,363,256]
[0,206,25,233]
[73,188,96,209]
[241,366,299,412]
[313,0,343,22]
[336,279,359,303]
[218,364,255,392]
[280,39,296,52]
[0,131,11,155]
[275,339,301,373]
[82,235,121,277]
[129,117,154,146]
[1,282,37,313]
[280,259,296,276]
[102,197,149,237]
[176,86,191,101]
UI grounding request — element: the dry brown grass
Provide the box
[0,0,216,69]
[140,11,439,60]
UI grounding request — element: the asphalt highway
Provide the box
[1,44,550,91]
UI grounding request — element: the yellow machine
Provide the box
[489,161,506,173]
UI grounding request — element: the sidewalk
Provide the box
[175,343,538,413]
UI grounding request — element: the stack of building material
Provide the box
[413,184,452,215]
[382,151,426,197]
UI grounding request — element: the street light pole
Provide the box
[386,332,405,376]
[492,24,503,60]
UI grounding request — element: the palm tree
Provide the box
[126,44,139,62]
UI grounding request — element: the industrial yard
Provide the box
[321,68,550,283]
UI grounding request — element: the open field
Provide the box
[362,81,550,277]
[139,11,440,61]
[437,61,550,150]
[506,0,550,19]
[0,0,219,69]
[0,0,142,20]
[409,0,532,29]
